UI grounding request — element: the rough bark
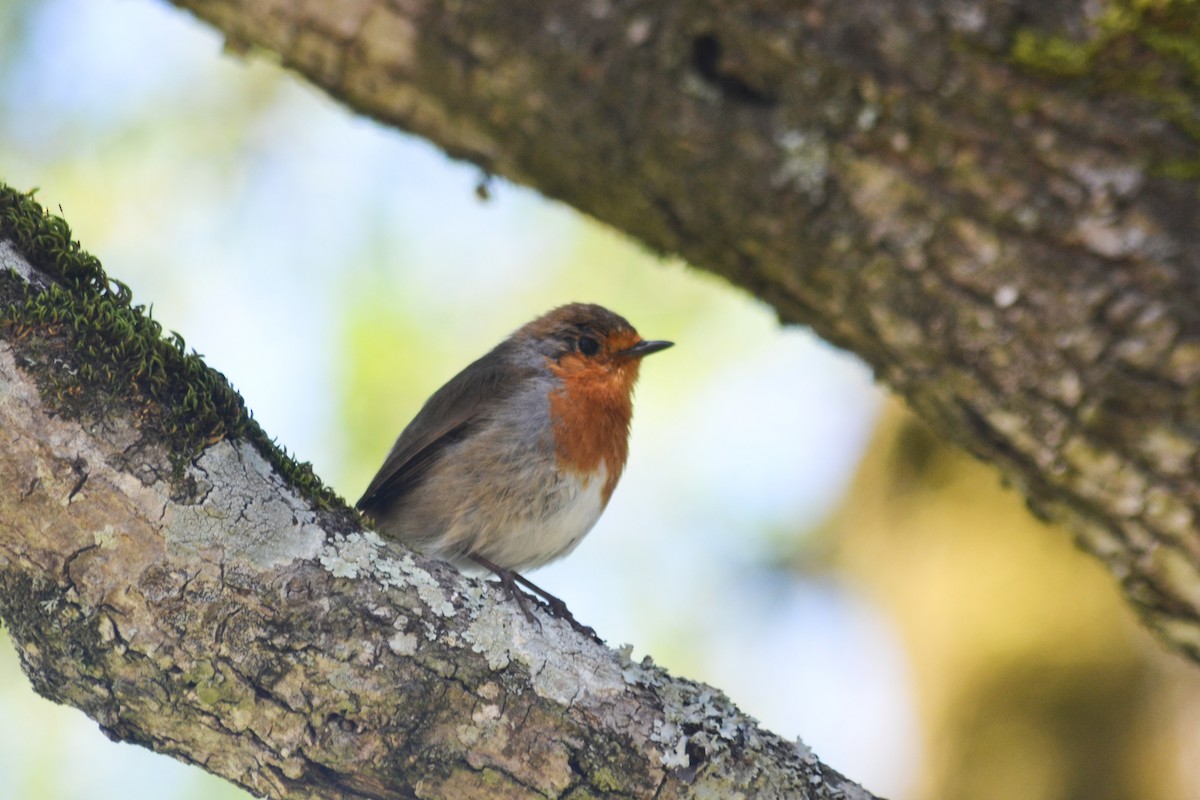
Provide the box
[0,199,870,798]
[163,0,1200,659]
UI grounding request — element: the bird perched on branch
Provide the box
[357,303,672,633]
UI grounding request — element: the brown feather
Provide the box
[356,342,533,513]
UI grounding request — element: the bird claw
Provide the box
[470,555,602,643]
[535,593,600,642]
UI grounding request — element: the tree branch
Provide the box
[165,0,1200,660]
[0,189,870,798]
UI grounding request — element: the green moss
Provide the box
[583,765,623,793]
[0,184,346,511]
[1011,29,1094,77]
[1010,0,1200,172]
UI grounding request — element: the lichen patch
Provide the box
[163,440,325,569]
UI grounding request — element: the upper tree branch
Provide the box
[167,0,1200,659]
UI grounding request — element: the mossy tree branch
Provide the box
[163,0,1200,660]
[0,187,869,798]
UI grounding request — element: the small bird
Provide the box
[356,303,672,630]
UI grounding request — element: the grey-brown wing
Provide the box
[355,347,527,513]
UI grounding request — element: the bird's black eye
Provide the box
[577,335,601,357]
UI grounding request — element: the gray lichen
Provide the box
[166,440,325,567]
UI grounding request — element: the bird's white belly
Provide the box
[483,464,608,571]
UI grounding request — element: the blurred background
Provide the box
[2,1,1199,798]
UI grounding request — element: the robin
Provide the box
[356,303,672,632]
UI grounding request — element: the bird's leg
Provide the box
[470,554,539,625]
[469,554,599,641]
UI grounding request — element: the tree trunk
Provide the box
[165,0,1200,659]
[0,188,868,797]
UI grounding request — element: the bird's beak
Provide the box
[618,339,674,359]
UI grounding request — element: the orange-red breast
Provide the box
[356,303,672,627]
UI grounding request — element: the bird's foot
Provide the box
[469,555,601,643]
